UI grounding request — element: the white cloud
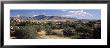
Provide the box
[62,10,94,19]
[61,10,68,12]
[68,10,93,17]
[69,11,75,13]
[33,14,38,17]
[17,14,20,17]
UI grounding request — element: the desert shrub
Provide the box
[45,25,52,35]
[14,26,37,39]
[93,27,101,39]
[51,29,64,36]
[10,20,16,26]
[74,23,94,39]
[15,22,26,26]
[63,27,75,37]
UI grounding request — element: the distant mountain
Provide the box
[34,15,74,20]
[11,15,101,21]
[10,15,78,21]
[10,15,101,24]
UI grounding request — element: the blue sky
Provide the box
[10,9,101,20]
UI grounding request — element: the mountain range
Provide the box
[10,15,100,23]
[11,15,78,21]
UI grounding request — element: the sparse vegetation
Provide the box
[10,19,101,39]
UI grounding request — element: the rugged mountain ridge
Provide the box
[10,15,78,21]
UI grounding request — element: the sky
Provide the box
[10,9,101,20]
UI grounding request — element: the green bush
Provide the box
[14,26,37,39]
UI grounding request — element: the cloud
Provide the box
[69,11,75,13]
[61,10,68,12]
[68,10,93,17]
[33,14,39,17]
[62,10,94,19]
[17,14,20,17]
